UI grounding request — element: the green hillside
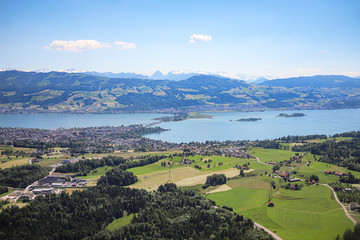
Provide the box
[1,71,360,112]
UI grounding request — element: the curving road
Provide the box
[254,221,282,240]
[320,183,357,225]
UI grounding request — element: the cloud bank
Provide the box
[46,40,110,52]
[189,34,212,43]
[114,41,136,49]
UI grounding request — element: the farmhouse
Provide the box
[333,171,345,176]
[268,161,276,165]
[344,188,353,192]
[242,166,249,170]
[350,202,359,212]
[280,173,289,178]
[288,178,301,182]
[324,170,331,174]
[268,201,274,207]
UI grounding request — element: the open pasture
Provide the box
[0,157,29,169]
[249,147,302,164]
[208,184,353,240]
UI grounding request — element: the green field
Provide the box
[81,166,115,180]
[0,189,14,197]
[208,184,353,240]
[128,156,184,175]
[249,147,303,163]
[107,214,135,231]
[309,161,360,178]
[185,155,250,172]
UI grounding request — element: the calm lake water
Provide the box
[0,109,359,143]
[145,109,360,143]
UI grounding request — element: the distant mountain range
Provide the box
[259,75,360,88]
[0,70,359,113]
[84,70,258,82]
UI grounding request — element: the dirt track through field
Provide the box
[207,184,232,193]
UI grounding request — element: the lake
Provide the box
[0,109,359,143]
[145,109,360,143]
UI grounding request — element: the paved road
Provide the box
[320,183,357,225]
[254,221,282,240]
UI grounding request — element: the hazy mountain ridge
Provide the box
[0,70,359,113]
[260,75,360,88]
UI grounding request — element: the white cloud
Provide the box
[45,40,110,53]
[114,41,136,49]
[189,34,212,43]
[321,50,327,53]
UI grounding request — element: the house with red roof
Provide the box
[280,172,289,178]
[333,171,345,176]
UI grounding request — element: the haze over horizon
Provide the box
[1,0,359,78]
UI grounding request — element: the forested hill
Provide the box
[260,75,360,88]
[1,70,360,113]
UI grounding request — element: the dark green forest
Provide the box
[0,165,50,188]
[293,138,360,172]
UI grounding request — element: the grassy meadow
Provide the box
[208,183,353,240]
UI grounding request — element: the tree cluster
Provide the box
[56,155,168,176]
[293,138,360,172]
[205,174,227,187]
[0,165,50,188]
[97,168,137,186]
[330,182,360,204]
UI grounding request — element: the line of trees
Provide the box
[293,138,360,172]
[56,155,168,176]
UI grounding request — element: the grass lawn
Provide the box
[81,166,114,180]
[128,156,184,175]
[208,184,353,240]
[0,157,29,169]
[0,189,14,197]
[0,202,12,213]
[309,162,360,178]
[185,155,250,172]
[65,188,85,195]
[249,147,303,164]
[107,214,136,231]
[130,166,202,191]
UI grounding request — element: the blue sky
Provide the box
[0,0,359,77]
